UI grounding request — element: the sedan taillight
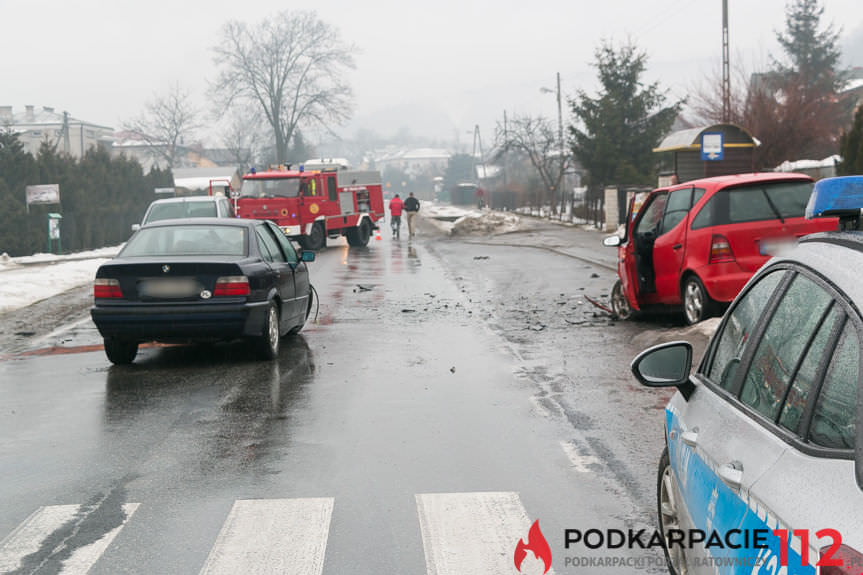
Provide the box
[214,276,250,296]
[819,544,863,575]
[94,278,122,298]
[709,234,735,263]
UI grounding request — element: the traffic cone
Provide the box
[375,227,382,241]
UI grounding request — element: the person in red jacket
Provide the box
[389,194,404,237]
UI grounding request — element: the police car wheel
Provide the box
[657,448,688,575]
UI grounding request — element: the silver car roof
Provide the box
[770,232,863,312]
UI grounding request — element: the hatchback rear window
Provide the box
[691,181,814,229]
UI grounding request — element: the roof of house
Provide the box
[1,106,112,130]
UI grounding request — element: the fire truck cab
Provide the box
[236,164,385,250]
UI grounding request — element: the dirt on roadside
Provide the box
[0,284,93,354]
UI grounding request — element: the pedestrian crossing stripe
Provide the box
[199,498,334,575]
[417,491,554,575]
[0,502,140,575]
[0,493,546,574]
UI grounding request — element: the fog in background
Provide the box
[2,0,862,151]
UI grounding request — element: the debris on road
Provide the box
[583,295,614,315]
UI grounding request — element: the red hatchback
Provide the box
[603,173,837,324]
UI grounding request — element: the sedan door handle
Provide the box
[672,243,683,250]
[717,462,743,489]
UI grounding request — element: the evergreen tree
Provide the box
[569,41,682,189]
[774,0,842,96]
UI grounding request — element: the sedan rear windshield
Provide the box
[122,225,247,257]
[144,201,218,223]
[240,178,300,198]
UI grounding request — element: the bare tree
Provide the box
[211,10,356,164]
[220,105,265,169]
[496,114,566,216]
[124,84,200,169]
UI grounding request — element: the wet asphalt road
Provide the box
[0,220,712,574]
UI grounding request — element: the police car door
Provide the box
[667,268,793,573]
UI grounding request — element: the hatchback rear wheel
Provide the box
[682,276,713,325]
[658,447,688,575]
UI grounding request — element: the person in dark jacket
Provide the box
[404,192,420,237]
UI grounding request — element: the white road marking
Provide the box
[198,498,334,575]
[416,491,554,575]
[0,503,139,574]
[560,440,601,472]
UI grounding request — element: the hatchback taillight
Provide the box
[94,278,122,298]
[819,544,863,574]
[709,234,735,263]
[214,276,250,296]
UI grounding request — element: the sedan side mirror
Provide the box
[631,341,692,387]
[301,250,315,262]
[603,235,621,247]
[131,223,141,232]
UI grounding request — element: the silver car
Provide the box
[133,195,235,231]
[632,176,863,575]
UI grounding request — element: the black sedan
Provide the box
[91,218,315,364]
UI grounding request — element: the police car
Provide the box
[631,176,863,574]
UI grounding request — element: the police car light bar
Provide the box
[805,176,863,230]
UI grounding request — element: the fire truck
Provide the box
[236,164,385,250]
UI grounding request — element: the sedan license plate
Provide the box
[139,278,200,298]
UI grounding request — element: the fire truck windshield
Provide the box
[240,178,300,199]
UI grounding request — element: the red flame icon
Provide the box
[514,519,552,573]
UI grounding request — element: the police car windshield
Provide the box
[241,178,300,199]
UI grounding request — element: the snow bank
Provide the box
[421,203,525,236]
[450,212,521,236]
[0,246,122,313]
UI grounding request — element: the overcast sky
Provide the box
[2,0,861,150]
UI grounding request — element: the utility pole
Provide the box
[555,72,564,219]
[722,0,730,123]
[502,110,508,187]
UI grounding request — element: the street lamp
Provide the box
[541,72,565,218]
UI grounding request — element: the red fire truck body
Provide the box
[236,167,385,250]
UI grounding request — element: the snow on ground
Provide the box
[0,246,122,314]
[422,203,524,236]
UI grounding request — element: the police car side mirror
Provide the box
[631,341,692,387]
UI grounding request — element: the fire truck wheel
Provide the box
[346,219,371,247]
[254,301,280,360]
[303,223,326,251]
